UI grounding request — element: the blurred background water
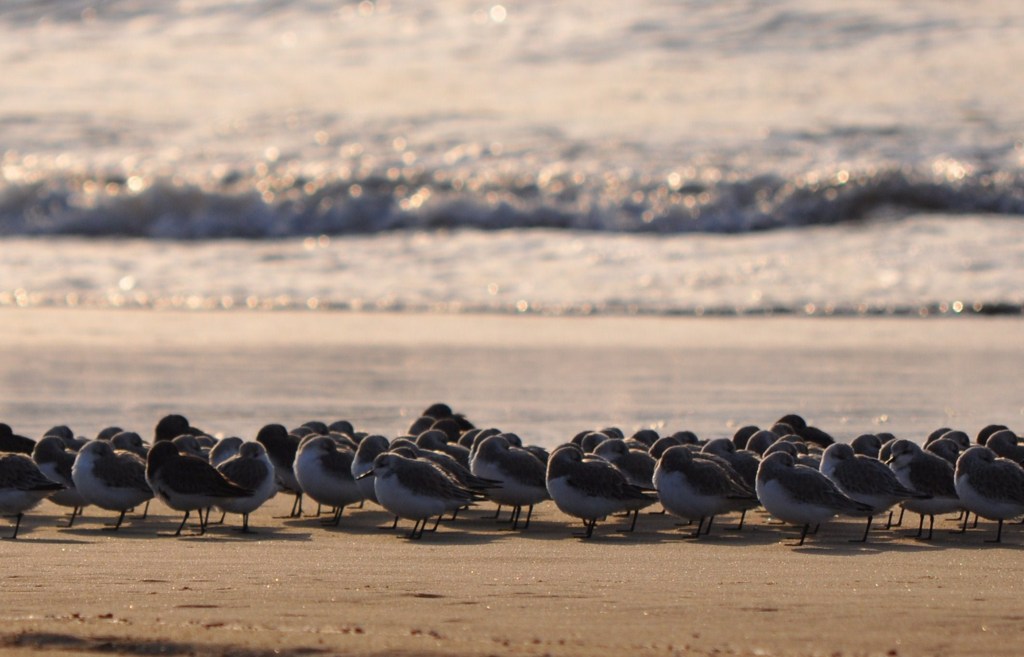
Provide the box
[2,0,1023,315]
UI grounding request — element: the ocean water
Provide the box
[2,0,1023,315]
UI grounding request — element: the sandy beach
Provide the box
[2,309,1023,657]
[4,493,1024,657]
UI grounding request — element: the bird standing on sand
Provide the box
[756,451,872,546]
[819,443,926,542]
[294,436,363,527]
[654,445,758,538]
[0,453,64,538]
[32,436,88,527]
[954,445,1024,543]
[215,442,277,533]
[470,434,549,530]
[72,440,153,530]
[545,444,657,539]
[360,452,482,539]
[146,441,252,536]
[256,423,304,517]
[351,435,390,504]
[885,439,960,540]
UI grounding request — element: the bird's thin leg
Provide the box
[4,513,24,540]
[522,505,534,530]
[237,513,256,534]
[985,519,1005,544]
[850,515,873,543]
[789,523,810,547]
[406,519,424,539]
[173,511,191,537]
[509,505,522,530]
[103,509,128,531]
[703,515,715,536]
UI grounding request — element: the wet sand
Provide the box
[1,308,1023,656]
[1,308,1022,445]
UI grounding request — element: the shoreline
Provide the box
[3,304,1022,343]
[1,307,1021,444]
[3,296,1022,319]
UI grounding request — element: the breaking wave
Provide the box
[2,162,1022,239]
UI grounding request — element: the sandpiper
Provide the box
[819,443,925,542]
[954,445,1024,543]
[256,423,304,517]
[701,438,759,489]
[360,452,482,539]
[885,439,960,540]
[96,426,124,441]
[0,453,64,538]
[406,441,500,495]
[293,436,363,526]
[731,425,760,450]
[756,451,872,546]
[745,430,780,456]
[209,436,244,469]
[592,438,658,531]
[984,430,1024,465]
[172,434,208,460]
[44,425,87,450]
[0,423,35,455]
[110,431,149,459]
[32,436,87,526]
[654,445,757,537]
[351,434,390,504]
[649,436,683,460]
[933,430,971,452]
[416,430,471,468]
[545,444,657,538]
[215,442,277,532]
[775,414,835,448]
[146,441,252,536]
[594,438,655,488]
[470,434,549,529]
[851,434,882,459]
[977,424,1010,445]
[72,440,153,530]
[154,414,193,443]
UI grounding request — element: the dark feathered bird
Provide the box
[0,423,36,455]
[256,423,304,517]
[146,441,251,536]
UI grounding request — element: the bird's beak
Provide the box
[355,470,374,480]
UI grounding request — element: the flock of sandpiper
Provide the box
[1,404,1023,546]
